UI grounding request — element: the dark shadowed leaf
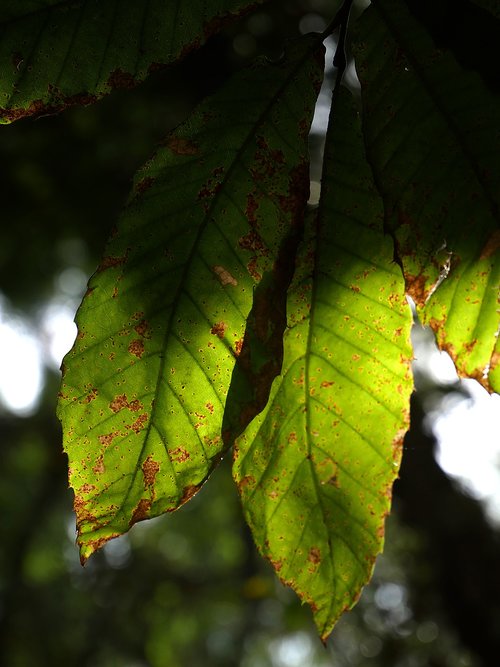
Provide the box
[0,0,263,123]
[232,88,413,640]
[57,34,324,563]
[353,0,500,392]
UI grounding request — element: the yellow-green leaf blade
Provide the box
[353,0,500,392]
[232,89,413,640]
[57,35,324,562]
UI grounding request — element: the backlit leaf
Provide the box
[353,0,500,392]
[57,35,324,563]
[232,89,413,640]
[0,0,263,123]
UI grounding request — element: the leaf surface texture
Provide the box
[0,0,263,122]
[57,35,324,562]
[353,0,500,392]
[232,89,413,640]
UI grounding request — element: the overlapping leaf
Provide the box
[232,89,413,640]
[353,0,500,392]
[0,0,263,123]
[57,35,324,563]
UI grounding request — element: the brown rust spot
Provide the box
[129,498,151,526]
[246,257,262,282]
[239,229,267,253]
[0,90,98,123]
[210,321,227,338]
[79,483,97,495]
[167,136,199,155]
[142,456,160,487]
[237,475,256,491]
[308,546,321,565]
[128,339,145,358]
[245,193,259,226]
[134,319,151,338]
[83,388,98,403]
[206,402,214,414]
[109,394,129,412]
[97,253,128,273]
[109,394,144,413]
[169,446,190,463]
[129,413,148,434]
[107,68,136,90]
[92,455,105,475]
[405,273,430,305]
[73,495,97,524]
[179,484,200,505]
[234,338,244,356]
[277,162,310,227]
[98,431,120,446]
[135,176,155,195]
[320,380,334,388]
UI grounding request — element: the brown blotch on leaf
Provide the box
[83,387,98,403]
[308,547,321,565]
[179,484,200,505]
[129,498,151,526]
[206,402,214,414]
[167,136,199,155]
[109,394,129,412]
[234,338,244,357]
[92,455,105,475]
[169,446,190,463]
[107,68,136,90]
[320,381,334,388]
[0,90,98,123]
[142,455,160,487]
[98,431,119,447]
[130,413,148,434]
[73,495,97,525]
[237,475,256,491]
[109,394,143,413]
[210,321,227,338]
[128,339,145,358]
[245,192,259,226]
[97,253,128,273]
[246,257,261,282]
[239,229,267,254]
[135,176,155,195]
[134,319,151,338]
[405,273,430,305]
[79,483,97,495]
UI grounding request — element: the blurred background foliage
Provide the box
[1,1,499,665]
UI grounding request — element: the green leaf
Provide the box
[232,89,413,640]
[57,34,324,563]
[353,0,500,392]
[0,0,263,123]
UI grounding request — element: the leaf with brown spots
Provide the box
[353,0,500,392]
[57,35,324,563]
[0,0,265,123]
[233,89,413,640]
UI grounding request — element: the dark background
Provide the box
[1,1,499,665]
